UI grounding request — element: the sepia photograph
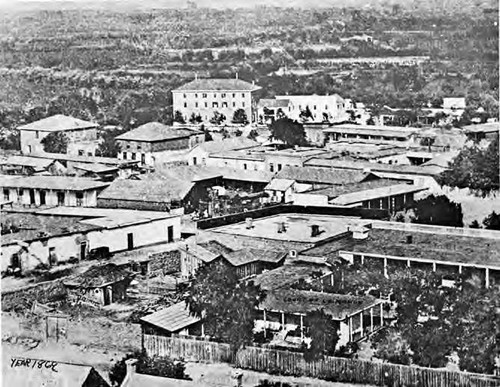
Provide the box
[0,0,499,385]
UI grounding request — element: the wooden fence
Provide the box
[143,335,500,387]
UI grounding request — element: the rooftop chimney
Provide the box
[277,221,287,233]
[351,225,369,240]
[311,224,322,237]
[235,72,239,80]
[245,217,254,230]
[195,72,198,80]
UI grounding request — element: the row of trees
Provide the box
[173,109,249,125]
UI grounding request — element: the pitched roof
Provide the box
[192,138,259,154]
[174,78,260,92]
[186,244,220,263]
[260,289,379,320]
[323,124,417,138]
[4,358,109,387]
[220,167,273,183]
[72,162,119,174]
[1,155,54,170]
[140,301,201,333]
[97,178,194,203]
[30,152,140,167]
[123,373,196,387]
[331,184,428,205]
[276,165,368,185]
[252,263,331,291]
[222,249,287,267]
[198,240,234,255]
[463,122,500,134]
[0,175,110,191]
[309,178,407,199]
[265,178,295,192]
[63,263,133,288]
[116,123,202,142]
[18,114,98,132]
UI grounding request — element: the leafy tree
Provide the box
[235,129,243,137]
[41,131,69,154]
[247,129,259,141]
[173,110,186,124]
[96,127,127,157]
[109,349,189,386]
[189,113,202,124]
[269,118,307,147]
[232,108,248,124]
[373,328,411,365]
[210,111,226,125]
[412,195,463,227]
[437,137,499,196]
[366,116,375,125]
[299,106,314,122]
[469,220,481,229]
[482,211,500,230]
[186,260,265,352]
[303,309,340,362]
[0,130,20,150]
[203,127,213,142]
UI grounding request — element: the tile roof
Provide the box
[97,178,194,203]
[260,289,379,320]
[151,165,223,183]
[186,244,220,263]
[252,263,331,291]
[0,175,110,191]
[72,163,119,174]
[220,167,273,183]
[1,212,100,245]
[140,301,201,333]
[174,78,260,92]
[276,165,368,185]
[331,184,428,205]
[123,373,196,387]
[192,138,259,154]
[304,158,445,176]
[64,263,134,288]
[1,155,54,170]
[18,115,98,132]
[462,122,500,133]
[222,249,287,267]
[116,123,201,142]
[4,358,108,387]
[198,240,234,255]
[30,152,140,167]
[309,178,406,199]
[265,178,295,192]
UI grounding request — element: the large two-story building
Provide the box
[172,77,262,124]
[18,114,100,156]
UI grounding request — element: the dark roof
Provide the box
[276,165,368,185]
[223,249,287,267]
[72,163,119,174]
[4,358,109,387]
[252,263,331,291]
[140,301,201,333]
[303,228,500,268]
[1,155,54,170]
[304,158,445,176]
[97,178,193,203]
[30,152,139,167]
[1,212,100,245]
[193,138,259,154]
[324,124,417,138]
[261,289,379,320]
[0,175,110,191]
[18,115,98,132]
[463,122,500,134]
[64,263,133,288]
[116,123,202,142]
[221,167,273,183]
[174,78,260,92]
[198,240,234,255]
[186,244,220,263]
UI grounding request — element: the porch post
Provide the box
[432,262,437,272]
[281,312,285,330]
[383,258,388,278]
[300,314,304,341]
[370,307,374,332]
[361,254,364,265]
[360,312,364,337]
[348,317,352,342]
[380,302,384,326]
[485,268,490,288]
[201,323,205,337]
[407,260,411,268]
[458,265,463,274]
[263,310,267,338]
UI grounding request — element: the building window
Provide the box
[233,102,236,107]
[57,191,65,206]
[87,152,92,157]
[213,93,217,98]
[35,131,40,139]
[183,93,187,98]
[278,164,282,171]
[127,145,131,149]
[184,102,187,108]
[325,105,328,110]
[232,93,236,98]
[3,189,9,201]
[141,153,146,165]
[195,93,198,98]
[202,93,207,98]
[195,102,198,108]
[205,102,208,108]
[131,153,136,160]
[243,163,248,170]
[242,93,245,97]
[222,102,228,108]
[213,102,219,108]
[221,93,226,98]
[123,152,127,160]
[78,150,84,156]
[270,164,274,172]
[76,192,84,206]
[242,102,245,107]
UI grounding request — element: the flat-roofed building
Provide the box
[0,175,110,207]
[18,114,100,156]
[323,124,418,145]
[115,122,204,167]
[172,77,261,124]
[274,94,351,123]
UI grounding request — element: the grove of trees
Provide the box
[269,118,308,147]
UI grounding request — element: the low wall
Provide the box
[2,279,67,311]
[148,250,181,275]
[197,204,388,230]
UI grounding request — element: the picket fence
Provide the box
[143,334,500,387]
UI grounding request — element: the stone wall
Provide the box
[1,279,67,311]
[148,250,181,275]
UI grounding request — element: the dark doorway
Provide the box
[104,287,112,305]
[57,191,65,206]
[80,242,87,260]
[167,226,174,243]
[40,190,46,205]
[141,153,146,165]
[127,233,134,250]
[29,189,36,205]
